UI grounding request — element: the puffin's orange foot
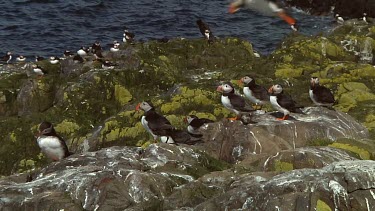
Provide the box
[228,116,239,121]
[276,115,289,120]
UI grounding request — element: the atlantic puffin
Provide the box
[217,82,254,120]
[91,41,102,54]
[123,28,135,43]
[73,54,84,63]
[36,121,70,161]
[16,55,26,62]
[49,56,60,64]
[77,47,88,56]
[32,64,46,77]
[309,77,335,107]
[196,19,214,44]
[184,115,214,138]
[136,101,189,144]
[110,41,120,52]
[2,52,12,64]
[35,55,44,62]
[239,76,269,109]
[268,84,302,120]
[228,0,298,31]
[335,14,344,24]
[101,60,116,70]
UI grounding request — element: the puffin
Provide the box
[94,50,105,61]
[63,50,74,58]
[268,84,302,120]
[196,19,214,44]
[136,101,190,144]
[228,0,298,31]
[49,56,60,64]
[309,77,335,107]
[110,41,120,52]
[101,60,116,70]
[217,82,254,120]
[2,51,12,64]
[32,64,46,77]
[184,115,214,138]
[35,55,45,62]
[16,55,26,62]
[239,75,269,109]
[335,14,344,24]
[73,54,84,63]
[123,28,135,43]
[77,46,88,56]
[91,41,102,54]
[36,121,70,161]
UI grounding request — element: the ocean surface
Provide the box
[0,0,333,59]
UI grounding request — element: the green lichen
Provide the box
[308,138,333,146]
[275,67,303,79]
[274,160,294,172]
[329,143,371,160]
[114,85,132,106]
[54,120,80,135]
[316,200,332,211]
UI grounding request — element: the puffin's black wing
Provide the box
[313,86,335,104]
[190,118,214,128]
[253,85,270,101]
[56,135,71,158]
[146,112,175,134]
[196,19,210,36]
[229,94,254,112]
[277,93,296,110]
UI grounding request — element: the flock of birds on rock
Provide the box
[11,0,361,165]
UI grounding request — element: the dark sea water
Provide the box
[0,0,333,58]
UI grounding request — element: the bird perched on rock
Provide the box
[110,40,120,52]
[36,121,70,161]
[123,28,135,43]
[91,41,102,54]
[196,19,214,44]
[309,77,335,107]
[1,51,12,64]
[136,101,191,144]
[268,84,303,120]
[49,56,60,64]
[184,115,214,138]
[217,82,255,121]
[77,46,88,56]
[16,55,26,62]
[228,0,298,31]
[335,13,344,24]
[239,76,269,109]
[32,64,46,78]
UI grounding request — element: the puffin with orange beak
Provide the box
[229,0,298,31]
[239,75,269,109]
[268,84,302,120]
[217,82,254,121]
[184,115,214,138]
[136,101,190,144]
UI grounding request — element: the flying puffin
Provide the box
[239,75,269,109]
[228,0,298,31]
[36,121,70,161]
[136,101,190,144]
[123,28,135,43]
[309,77,335,107]
[217,82,254,120]
[196,19,214,44]
[184,115,214,138]
[268,84,302,120]
[2,52,12,64]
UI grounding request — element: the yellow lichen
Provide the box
[316,200,332,211]
[274,160,294,172]
[329,143,370,160]
[114,85,132,106]
[55,120,80,135]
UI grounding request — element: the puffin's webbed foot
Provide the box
[276,115,289,120]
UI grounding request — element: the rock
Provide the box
[198,107,369,163]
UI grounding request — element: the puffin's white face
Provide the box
[310,77,320,86]
[186,115,197,124]
[242,76,253,84]
[269,84,283,94]
[222,83,234,94]
[138,102,153,112]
